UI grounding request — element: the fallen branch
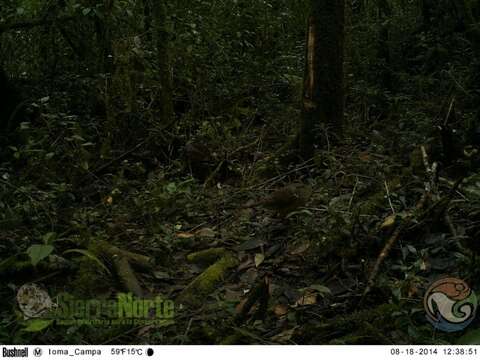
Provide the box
[96,241,155,296]
[111,255,144,297]
[186,248,227,266]
[177,253,238,307]
[234,276,270,324]
[98,241,155,270]
[360,192,429,305]
[360,144,465,305]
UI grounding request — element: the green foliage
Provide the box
[22,319,53,332]
[2,0,480,346]
[26,244,54,266]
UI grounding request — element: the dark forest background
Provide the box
[1,0,480,345]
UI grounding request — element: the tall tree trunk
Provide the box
[454,0,480,31]
[0,66,23,136]
[421,0,434,29]
[90,0,113,73]
[143,0,152,42]
[378,0,392,90]
[300,0,345,158]
[152,0,174,125]
[460,0,480,141]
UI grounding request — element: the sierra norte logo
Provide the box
[17,283,174,326]
[53,293,175,325]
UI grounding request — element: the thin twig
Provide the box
[384,179,395,214]
[348,177,359,212]
[243,158,315,191]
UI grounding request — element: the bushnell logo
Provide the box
[424,277,477,332]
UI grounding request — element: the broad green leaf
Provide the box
[23,319,53,332]
[309,284,332,296]
[166,182,177,194]
[42,232,57,245]
[27,245,54,266]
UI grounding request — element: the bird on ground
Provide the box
[244,184,313,218]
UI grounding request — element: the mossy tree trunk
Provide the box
[152,0,174,126]
[300,0,345,158]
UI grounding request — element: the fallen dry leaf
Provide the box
[176,232,195,239]
[254,253,265,267]
[235,298,251,315]
[359,152,370,161]
[289,241,310,256]
[224,288,243,302]
[195,227,216,238]
[237,257,255,272]
[273,304,289,318]
[295,290,317,306]
[380,214,396,229]
[270,327,298,343]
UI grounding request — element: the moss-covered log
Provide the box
[177,253,238,307]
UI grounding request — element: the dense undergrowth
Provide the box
[1,0,480,345]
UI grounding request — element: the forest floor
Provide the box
[1,80,480,345]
